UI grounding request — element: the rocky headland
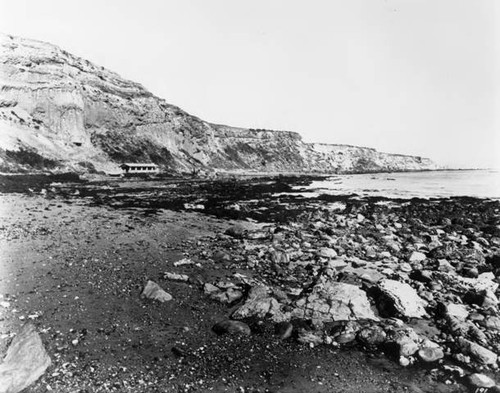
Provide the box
[0,33,437,174]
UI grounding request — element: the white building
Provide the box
[120,163,159,174]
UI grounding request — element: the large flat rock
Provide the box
[377,279,428,318]
[0,323,51,393]
[292,280,378,322]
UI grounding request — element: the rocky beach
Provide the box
[1,174,499,393]
[1,3,497,392]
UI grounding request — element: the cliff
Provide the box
[0,33,438,174]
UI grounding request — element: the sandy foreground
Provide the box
[0,176,498,392]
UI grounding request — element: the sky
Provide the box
[0,0,498,168]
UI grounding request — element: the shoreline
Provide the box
[0,168,497,201]
[0,165,485,180]
[1,176,500,392]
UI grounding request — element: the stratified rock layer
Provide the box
[0,33,438,173]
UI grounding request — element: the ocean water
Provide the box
[297,170,500,199]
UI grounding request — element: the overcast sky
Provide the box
[1,0,498,168]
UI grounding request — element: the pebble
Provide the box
[164,272,189,282]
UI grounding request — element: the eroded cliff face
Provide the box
[0,34,438,174]
[303,144,437,173]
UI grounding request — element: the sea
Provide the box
[295,169,500,200]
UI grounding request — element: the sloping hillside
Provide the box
[0,33,437,174]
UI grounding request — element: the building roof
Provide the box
[120,163,159,167]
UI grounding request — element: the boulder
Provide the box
[0,324,51,393]
[461,248,486,264]
[377,279,428,318]
[482,290,499,308]
[212,320,251,336]
[409,251,426,263]
[332,321,361,344]
[437,259,455,273]
[350,258,368,268]
[446,315,473,336]
[203,283,219,294]
[396,337,419,357]
[213,250,231,262]
[469,324,488,345]
[291,280,378,322]
[439,303,469,321]
[232,286,284,321]
[418,347,444,362]
[336,332,357,344]
[466,373,496,389]
[485,316,500,331]
[141,280,172,303]
[317,247,337,259]
[209,287,243,304]
[457,337,498,366]
[459,273,498,293]
[275,322,293,340]
[428,240,443,250]
[379,251,392,259]
[225,225,247,238]
[386,328,420,357]
[460,266,479,278]
[381,267,395,276]
[364,246,377,258]
[357,325,387,346]
[297,330,323,346]
[386,241,401,253]
[399,356,411,367]
[342,266,384,284]
[326,259,348,269]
